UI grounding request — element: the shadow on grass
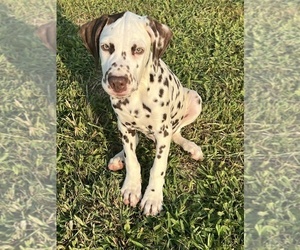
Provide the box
[57,4,123,156]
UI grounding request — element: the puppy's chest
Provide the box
[111,97,159,133]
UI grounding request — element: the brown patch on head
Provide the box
[147,17,172,70]
[79,12,125,67]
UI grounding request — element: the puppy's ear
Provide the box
[79,12,125,67]
[36,21,56,53]
[146,17,173,70]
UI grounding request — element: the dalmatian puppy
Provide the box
[80,11,203,216]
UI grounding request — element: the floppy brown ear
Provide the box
[147,17,173,70]
[79,12,125,67]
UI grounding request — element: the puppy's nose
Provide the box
[108,76,128,93]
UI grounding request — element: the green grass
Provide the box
[0,0,56,249]
[57,0,243,249]
[245,0,300,249]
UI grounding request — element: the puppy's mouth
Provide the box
[110,91,131,98]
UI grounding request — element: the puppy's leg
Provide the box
[172,88,204,161]
[172,132,203,161]
[140,128,172,216]
[108,127,140,171]
[118,122,142,207]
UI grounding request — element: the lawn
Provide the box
[57,0,244,249]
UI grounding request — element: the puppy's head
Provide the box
[80,11,172,98]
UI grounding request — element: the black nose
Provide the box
[108,76,128,93]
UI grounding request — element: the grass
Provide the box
[0,0,56,249]
[57,0,243,249]
[245,0,300,249]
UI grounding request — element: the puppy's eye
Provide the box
[135,47,144,55]
[101,44,110,51]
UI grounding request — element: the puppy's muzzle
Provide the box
[108,75,128,93]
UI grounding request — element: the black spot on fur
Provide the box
[112,98,129,111]
[143,103,152,113]
[162,113,167,122]
[159,145,166,154]
[151,189,155,192]
[159,88,164,98]
[172,119,179,129]
[128,129,136,137]
[171,112,177,119]
[177,101,181,109]
[148,125,153,130]
[121,51,126,60]
[161,172,164,176]
[158,74,163,82]
[123,135,129,143]
[163,130,169,137]
[163,78,169,87]
[150,74,154,82]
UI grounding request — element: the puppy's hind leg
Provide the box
[172,132,204,161]
[172,89,204,161]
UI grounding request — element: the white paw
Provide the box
[140,188,163,216]
[121,180,142,207]
[183,141,204,161]
[108,155,124,171]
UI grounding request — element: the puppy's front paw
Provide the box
[140,188,163,216]
[121,181,142,207]
[108,151,125,171]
